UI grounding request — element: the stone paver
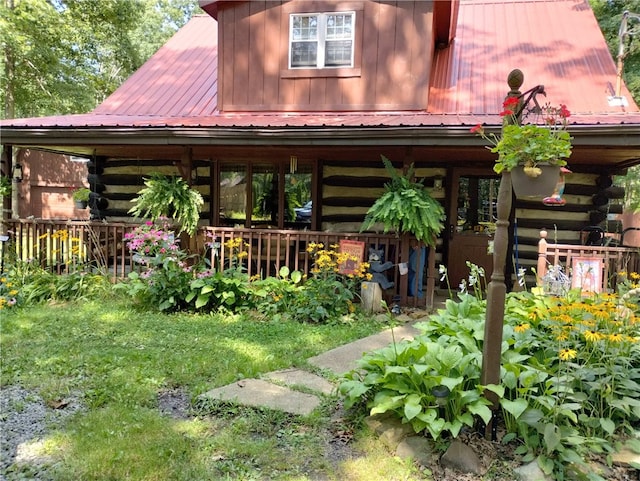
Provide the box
[200,379,321,416]
[199,314,435,417]
[263,368,335,395]
[307,323,421,376]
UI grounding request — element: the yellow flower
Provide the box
[9,290,18,296]
[514,323,530,333]
[584,330,602,342]
[608,333,624,343]
[630,272,640,280]
[555,331,569,342]
[559,348,577,361]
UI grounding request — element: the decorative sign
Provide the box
[338,240,365,275]
[571,257,603,294]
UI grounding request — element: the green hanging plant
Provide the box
[360,155,446,246]
[128,173,203,236]
[0,176,12,198]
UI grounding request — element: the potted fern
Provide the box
[128,173,203,236]
[72,187,91,209]
[361,156,446,299]
[361,156,445,247]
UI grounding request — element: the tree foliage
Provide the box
[590,0,640,211]
[0,0,196,119]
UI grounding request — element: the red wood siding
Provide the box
[217,0,434,112]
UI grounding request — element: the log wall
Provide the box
[88,157,213,223]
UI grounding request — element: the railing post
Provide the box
[536,229,548,286]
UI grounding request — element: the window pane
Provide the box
[252,165,278,225]
[457,176,499,232]
[325,40,352,66]
[291,42,317,67]
[326,13,352,39]
[292,15,317,40]
[220,164,247,225]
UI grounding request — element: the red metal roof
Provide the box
[2,1,640,131]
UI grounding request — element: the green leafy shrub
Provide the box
[118,234,254,313]
[340,294,493,439]
[340,276,640,481]
[287,242,369,323]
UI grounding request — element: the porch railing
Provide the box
[536,229,640,292]
[2,219,138,281]
[2,220,436,307]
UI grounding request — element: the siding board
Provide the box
[220,0,434,111]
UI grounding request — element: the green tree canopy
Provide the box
[590,1,640,212]
[0,0,196,119]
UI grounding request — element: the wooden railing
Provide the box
[2,219,139,281]
[197,226,436,307]
[2,220,437,307]
[536,229,640,293]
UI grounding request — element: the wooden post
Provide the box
[536,229,548,285]
[426,238,437,310]
[481,69,523,439]
[361,281,383,313]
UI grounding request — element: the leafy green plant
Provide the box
[340,263,640,481]
[287,241,369,323]
[341,293,493,440]
[361,155,445,247]
[0,175,12,197]
[128,173,203,235]
[472,99,572,176]
[71,187,90,202]
[251,265,304,321]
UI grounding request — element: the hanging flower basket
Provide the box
[511,164,560,199]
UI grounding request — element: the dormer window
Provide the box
[289,12,355,69]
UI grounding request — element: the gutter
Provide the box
[2,124,640,148]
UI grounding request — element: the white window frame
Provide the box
[289,11,355,69]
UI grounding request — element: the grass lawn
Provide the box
[1,295,429,480]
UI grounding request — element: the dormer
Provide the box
[199,1,459,112]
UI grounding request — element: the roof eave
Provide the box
[2,124,640,147]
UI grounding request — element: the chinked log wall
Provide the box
[84,155,622,289]
[320,160,447,268]
[87,157,212,222]
[511,172,624,282]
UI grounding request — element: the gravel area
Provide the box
[1,385,83,481]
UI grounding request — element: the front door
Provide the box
[447,169,500,290]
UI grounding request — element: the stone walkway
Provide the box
[199,304,640,478]
[199,312,426,415]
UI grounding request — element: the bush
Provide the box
[340,284,640,480]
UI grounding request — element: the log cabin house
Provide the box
[2,0,640,304]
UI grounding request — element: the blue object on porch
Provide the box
[408,246,426,298]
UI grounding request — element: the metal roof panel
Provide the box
[2,1,639,131]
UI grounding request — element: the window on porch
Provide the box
[218,161,312,230]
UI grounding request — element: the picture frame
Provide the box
[571,257,603,294]
[338,240,365,275]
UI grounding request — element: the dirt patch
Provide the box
[157,387,192,419]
